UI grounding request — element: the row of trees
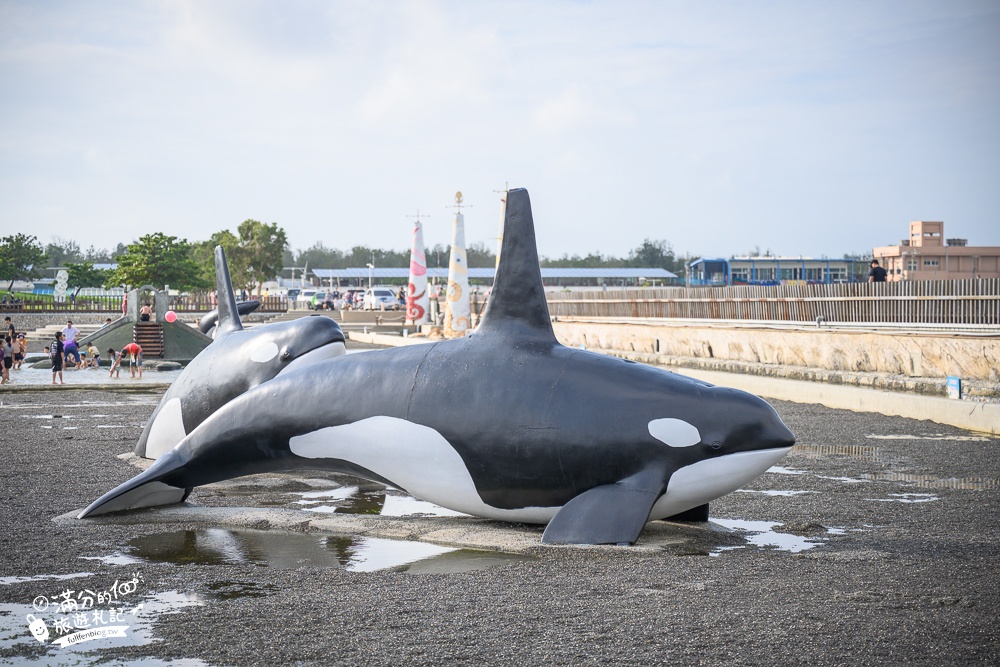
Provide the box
[0,220,286,295]
[2,225,688,294]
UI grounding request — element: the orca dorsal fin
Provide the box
[477,188,555,341]
[215,246,244,337]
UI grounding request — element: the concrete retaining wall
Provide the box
[551,319,1000,383]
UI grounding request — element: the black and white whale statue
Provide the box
[82,188,795,545]
[134,246,346,460]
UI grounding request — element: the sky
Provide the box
[1,0,998,262]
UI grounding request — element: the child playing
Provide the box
[107,347,122,379]
[87,343,100,369]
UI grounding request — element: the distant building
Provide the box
[686,257,865,287]
[872,221,1000,281]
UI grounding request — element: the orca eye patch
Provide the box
[647,418,701,448]
[249,341,280,363]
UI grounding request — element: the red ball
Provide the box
[164,310,177,323]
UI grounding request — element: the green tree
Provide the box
[66,262,111,290]
[0,233,46,290]
[44,236,83,267]
[626,239,679,272]
[237,220,288,297]
[107,233,205,291]
[191,230,244,291]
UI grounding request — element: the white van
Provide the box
[364,287,400,311]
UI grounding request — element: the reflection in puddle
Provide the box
[793,444,880,461]
[815,475,869,484]
[709,519,833,555]
[866,433,993,442]
[0,590,204,661]
[862,472,998,491]
[292,486,467,518]
[866,493,939,504]
[128,529,532,573]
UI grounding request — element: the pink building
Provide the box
[872,221,1000,281]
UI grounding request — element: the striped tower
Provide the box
[406,220,429,326]
[444,192,471,337]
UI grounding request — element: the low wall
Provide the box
[551,319,1000,383]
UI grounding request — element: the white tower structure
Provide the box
[444,192,471,337]
[406,216,429,326]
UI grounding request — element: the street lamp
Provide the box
[366,263,374,290]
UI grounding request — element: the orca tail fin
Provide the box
[77,448,192,518]
[476,188,555,341]
[215,246,244,337]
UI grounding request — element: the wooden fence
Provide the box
[545,279,1000,325]
[0,294,288,314]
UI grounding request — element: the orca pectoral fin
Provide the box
[542,469,669,546]
[78,448,192,518]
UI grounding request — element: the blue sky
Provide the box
[1,0,998,261]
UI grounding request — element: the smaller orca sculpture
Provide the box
[133,246,347,460]
[84,189,795,546]
[199,300,261,338]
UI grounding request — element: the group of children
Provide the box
[2,316,145,385]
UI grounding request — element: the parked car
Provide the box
[298,289,319,308]
[286,288,301,301]
[364,287,400,311]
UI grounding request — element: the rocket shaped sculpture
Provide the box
[406,221,429,326]
[444,192,471,337]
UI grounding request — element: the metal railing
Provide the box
[545,279,1000,325]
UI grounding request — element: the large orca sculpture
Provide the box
[82,189,795,545]
[133,247,347,460]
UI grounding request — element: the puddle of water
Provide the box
[792,444,880,461]
[709,519,833,555]
[766,466,806,475]
[291,486,467,518]
[0,573,93,587]
[80,553,144,567]
[866,433,993,442]
[0,367,182,387]
[0,590,204,662]
[816,475,870,484]
[866,493,940,504]
[127,529,532,573]
[736,489,815,497]
[861,472,998,491]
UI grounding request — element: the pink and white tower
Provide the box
[444,191,471,337]
[406,218,429,326]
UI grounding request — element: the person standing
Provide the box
[62,320,80,343]
[12,334,25,370]
[1,336,12,384]
[50,332,65,385]
[868,259,888,283]
[4,316,15,340]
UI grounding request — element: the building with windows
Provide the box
[686,257,865,286]
[872,221,1000,281]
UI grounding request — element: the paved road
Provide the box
[0,388,997,666]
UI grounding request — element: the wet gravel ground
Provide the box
[0,387,998,666]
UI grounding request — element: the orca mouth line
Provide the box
[277,340,347,376]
